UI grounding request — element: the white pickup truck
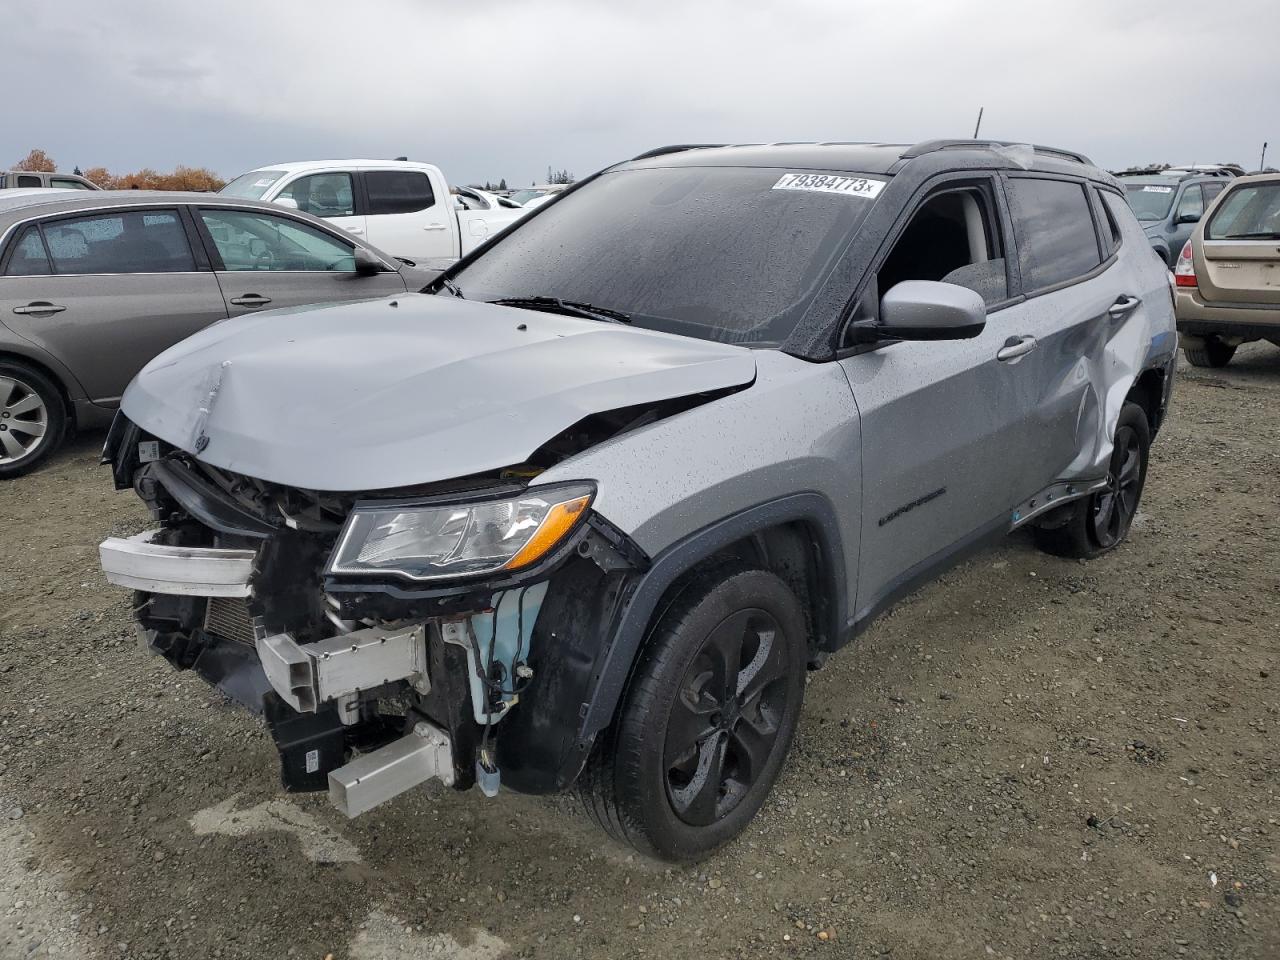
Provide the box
[219,159,528,265]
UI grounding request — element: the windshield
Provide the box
[509,189,545,205]
[219,170,287,200]
[1207,182,1280,239]
[449,167,880,345]
[1123,182,1177,221]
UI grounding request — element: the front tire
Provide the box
[1184,337,1236,368]
[1034,402,1150,559]
[579,567,807,861]
[0,361,65,479]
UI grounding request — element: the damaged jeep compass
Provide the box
[100,140,1176,860]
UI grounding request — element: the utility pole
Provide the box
[973,107,984,139]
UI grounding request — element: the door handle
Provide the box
[12,301,66,315]
[229,295,272,307]
[1108,295,1141,319]
[996,335,1038,362]
[346,227,365,235]
[423,223,448,231]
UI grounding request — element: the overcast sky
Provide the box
[4,0,1277,184]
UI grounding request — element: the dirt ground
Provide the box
[1,346,1277,960]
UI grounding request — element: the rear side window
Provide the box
[277,172,355,218]
[16,175,41,188]
[42,210,195,274]
[1006,178,1101,291]
[366,171,435,215]
[1207,183,1280,240]
[1101,191,1139,245]
[50,177,93,191]
[1202,181,1225,205]
[4,225,52,276]
[1093,188,1123,258]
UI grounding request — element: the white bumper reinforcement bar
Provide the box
[329,720,455,818]
[98,529,255,597]
[256,625,430,714]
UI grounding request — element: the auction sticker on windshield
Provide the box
[772,173,886,198]
[1142,186,1174,193]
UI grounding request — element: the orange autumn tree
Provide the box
[82,166,113,188]
[11,149,226,191]
[13,149,56,172]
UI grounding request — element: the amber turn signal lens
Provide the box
[503,494,591,570]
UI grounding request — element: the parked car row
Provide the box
[1118,168,1231,266]
[218,159,528,265]
[93,138,1177,861]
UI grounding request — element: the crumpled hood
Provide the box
[121,293,755,491]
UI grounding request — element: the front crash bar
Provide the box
[329,720,455,817]
[256,625,430,714]
[99,529,254,597]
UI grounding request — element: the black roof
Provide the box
[622,138,1099,176]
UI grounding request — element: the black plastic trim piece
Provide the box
[1178,319,1280,337]
[146,459,278,538]
[848,513,1008,639]
[576,492,847,741]
[630,144,725,161]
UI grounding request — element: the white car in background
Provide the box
[508,184,570,208]
[220,160,526,265]
[456,186,525,212]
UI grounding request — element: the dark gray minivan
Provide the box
[0,190,430,477]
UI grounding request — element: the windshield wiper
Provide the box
[437,276,465,298]
[489,296,631,324]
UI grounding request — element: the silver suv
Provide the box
[99,139,1176,861]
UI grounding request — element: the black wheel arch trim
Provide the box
[575,492,848,746]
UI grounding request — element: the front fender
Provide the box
[499,493,849,795]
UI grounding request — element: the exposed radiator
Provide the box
[204,596,257,646]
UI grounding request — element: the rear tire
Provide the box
[1034,402,1150,559]
[578,567,807,861]
[1184,337,1236,368]
[0,361,65,479]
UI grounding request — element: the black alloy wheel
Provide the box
[1033,401,1151,559]
[578,567,807,861]
[664,607,791,826]
[1090,422,1143,549]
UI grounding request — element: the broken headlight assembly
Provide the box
[326,483,595,582]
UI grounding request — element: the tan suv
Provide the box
[1175,173,1280,367]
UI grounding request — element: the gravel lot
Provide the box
[1,346,1277,960]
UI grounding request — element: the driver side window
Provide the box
[276,173,356,219]
[199,209,356,272]
[876,183,1009,307]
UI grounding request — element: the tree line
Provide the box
[12,148,226,191]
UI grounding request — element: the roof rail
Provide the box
[900,139,1093,166]
[1115,168,1235,181]
[630,144,724,161]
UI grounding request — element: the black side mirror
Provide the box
[1175,211,1201,225]
[353,246,383,276]
[869,280,987,341]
